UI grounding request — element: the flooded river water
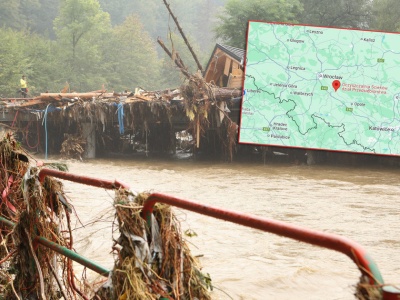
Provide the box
[52,157,399,300]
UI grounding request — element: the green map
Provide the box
[239,21,400,155]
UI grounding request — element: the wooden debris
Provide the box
[38,92,113,101]
[60,134,86,160]
[19,99,45,107]
[60,82,69,93]
[162,0,203,72]
[157,37,191,79]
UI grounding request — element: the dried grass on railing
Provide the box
[95,191,212,300]
[355,275,382,300]
[0,134,86,299]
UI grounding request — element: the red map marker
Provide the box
[332,80,341,92]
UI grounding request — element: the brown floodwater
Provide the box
[48,156,399,300]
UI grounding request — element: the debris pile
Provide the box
[180,72,239,160]
[60,133,86,160]
[356,277,382,300]
[0,77,241,160]
[0,0,242,161]
[0,134,80,299]
[96,191,212,300]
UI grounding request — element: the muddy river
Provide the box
[49,157,399,299]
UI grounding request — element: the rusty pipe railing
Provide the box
[0,168,130,277]
[33,168,131,275]
[141,192,384,285]
[38,168,130,190]
[13,168,397,295]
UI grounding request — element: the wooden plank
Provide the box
[39,92,114,101]
[211,87,242,99]
[227,74,234,88]
[19,100,45,107]
[229,78,242,89]
[135,95,153,101]
[232,61,239,71]
[227,74,243,88]
[232,68,243,76]
[223,57,232,76]
[219,101,225,125]
[125,99,141,103]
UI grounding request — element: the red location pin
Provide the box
[332,80,341,92]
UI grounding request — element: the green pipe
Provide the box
[0,216,15,228]
[35,236,110,276]
[0,216,110,277]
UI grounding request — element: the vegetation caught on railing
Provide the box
[0,134,82,299]
[95,191,211,299]
[0,134,212,299]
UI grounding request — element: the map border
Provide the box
[238,20,400,157]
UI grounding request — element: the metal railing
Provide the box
[38,168,130,189]
[2,168,398,298]
[0,168,127,277]
[0,216,110,276]
[140,192,384,286]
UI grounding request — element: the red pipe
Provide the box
[141,193,383,285]
[1,175,17,213]
[38,168,130,190]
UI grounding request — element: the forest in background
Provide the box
[0,0,398,97]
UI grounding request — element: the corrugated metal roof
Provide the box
[217,44,245,63]
[203,43,245,77]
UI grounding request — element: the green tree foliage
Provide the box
[54,0,111,91]
[0,1,23,30]
[25,36,64,93]
[298,0,373,29]
[99,0,225,59]
[0,28,31,97]
[98,0,223,86]
[99,0,160,30]
[191,0,226,55]
[372,0,400,32]
[0,27,62,97]
[214,0,303,49]
[54,0,110,59]
[25,0,60,38]
[158,0,224,55]
[19,0,41,30]
[104,0,212,87]
[0,0,56,34]
[0,0,230,94]
[158,32,204,88]
[101,15,161,91]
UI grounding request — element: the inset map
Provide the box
[239,21,400,155]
